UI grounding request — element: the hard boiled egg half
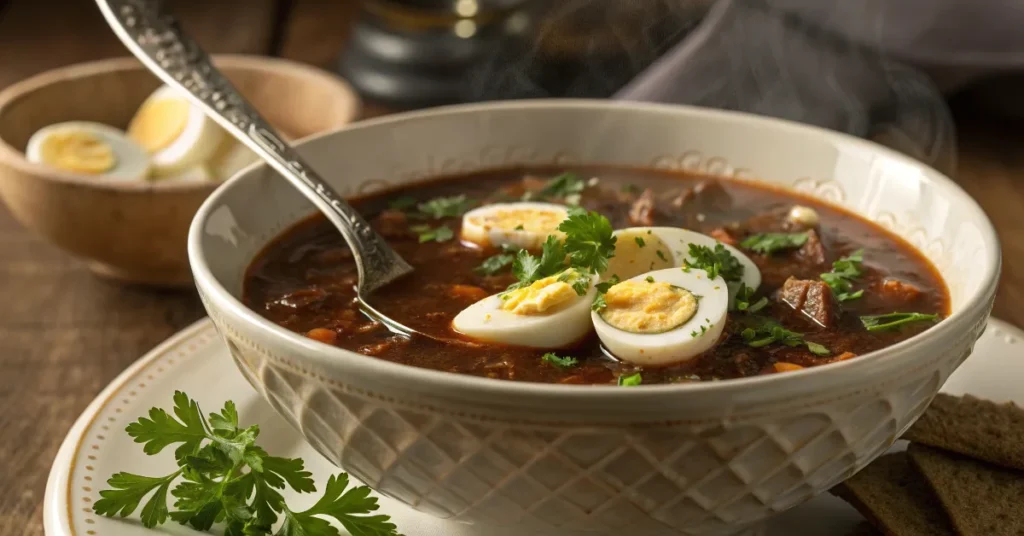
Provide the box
[127,85,225,176]
[452,269,597,348]
[461,202,568,250]
[603,226,761,297]
[25,121,150,181]
[592,267,729,366]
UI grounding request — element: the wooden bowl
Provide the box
[0,55,360,287]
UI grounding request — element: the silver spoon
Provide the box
[94,0,419,337]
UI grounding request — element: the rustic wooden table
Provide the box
[0,1,1021,534]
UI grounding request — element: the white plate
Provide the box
[44,317,1024,536]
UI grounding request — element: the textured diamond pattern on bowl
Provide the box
[215,320,982,536]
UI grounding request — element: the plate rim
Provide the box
[43,316,1023,535]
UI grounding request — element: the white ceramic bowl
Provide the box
[188,101,999,536]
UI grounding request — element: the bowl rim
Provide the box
[0,54,360,193]
[189,98,1001,401]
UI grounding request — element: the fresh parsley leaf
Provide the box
[821,249,865,302]
[559,209,616,275]
[125,390,208,460]
[279,474,399,536]
[740,320,829,356]
[417,195,474,219]
[507,236,567,291]
[683,244,744,282]
[93,471,181,528]
[592,275,620,311]
[542,353,578,368]
[412,224,454,243]
[524,172,585,203]
[634,236,646,248]
[475,252,515,276]
[618,372,642,387]
[860,312,940,332]
[740,232,809,255]
[387,196,417,211]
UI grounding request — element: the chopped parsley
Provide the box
[645,276,655,283]
[514,224,525,230]
[655,249,668,262]
[821,249,865,301]
[523,172,585,204]
[635,236,646,248]
[592,275,620,311]
[860,312,940,332]
[733,283,768,313]
[475,248,515,276]
[740,232,809,255]
[388,196,417,211]
[542,352,578,368]
[740,320,830,356]
[417,194,475,219]
[617,372,642,387]
[682,243,744,282]
[558,269,592,296]
[411,224,454,243]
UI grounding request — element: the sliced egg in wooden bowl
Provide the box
[452,268,597,348]
[592,267,729,366]
[127,85,226,175]
[25,121,150,181]
[604,226,761,298]
[460,202,569,249]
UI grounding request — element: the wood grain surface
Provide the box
[1,1,1022,534]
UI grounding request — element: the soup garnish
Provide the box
[244,167,949,385]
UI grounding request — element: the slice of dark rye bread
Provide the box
[908,443,1024,536]
[903,393,1024,471]
[831,451,956,536]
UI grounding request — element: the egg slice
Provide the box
[592,268,729,366]
[25,121,150,181]
[461,202,569,250]
[452,269,596,348]
[604,227,761,294]
[127,85,225,174]
[208,138,259,180]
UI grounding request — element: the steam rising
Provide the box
[465,0,955,174]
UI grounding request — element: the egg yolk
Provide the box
[500,272,579,315]
[38,132,116,174]
[600,280,698,334]
[128,97,189,152]
[468,208,565,235]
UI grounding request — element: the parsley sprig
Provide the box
[740,320,830,356]
[505,208,616,294]
[591,275,620,311]
[740,232,809,255]
[475,245,516,276]
[860,312,939,332]
[821,249,865,301]
[93,392,400,536]
[682,243,744,282]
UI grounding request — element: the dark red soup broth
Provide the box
[243,167,949,385]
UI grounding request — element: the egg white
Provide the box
[25,121,151,181]
[604,226,761,296]
[592,267,729,366]
[208,138,259,180]
[460,202,569,250]
[128,85,225,174]
[452,274,597,349]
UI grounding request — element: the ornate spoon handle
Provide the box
[95,0,413,295]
